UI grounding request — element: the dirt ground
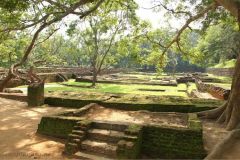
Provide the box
[1,97,239,159]
[85,105,188,128]
[201,119,229,152]
[0,97,75,160]
[201,119,240,159]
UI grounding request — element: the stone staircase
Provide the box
[63,120,142,159]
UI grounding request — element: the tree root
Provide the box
[198,101,240,131]
[205,129,240,159]
[197,102,227,119]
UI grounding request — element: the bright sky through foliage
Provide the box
[135,0,184,29]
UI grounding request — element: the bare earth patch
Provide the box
[202,119,240,159]
[84,105,188,128]
[0,97,75,160]
[201,119,229,152]
[1,97,239,159]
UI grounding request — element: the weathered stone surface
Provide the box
[81,140,117,157]
[177,76,195,83]
[75,77,92,82]
[88,129,124,143]
[56,73,68,82]
[195,79,230,100]
[27,82,44,106]
[3,88,23,93]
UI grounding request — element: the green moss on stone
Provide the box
[142,124,206,159]
[37,116,78,138]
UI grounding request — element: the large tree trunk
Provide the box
[198,54,240,130]
[198,2,240,130]
[0,73,14,92]
[215,0,239,18]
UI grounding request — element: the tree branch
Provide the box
[160,2,218,58]
[34,28,60,46]
[97,19,123,73]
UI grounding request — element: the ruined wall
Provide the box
[207,68,234,77]
[37,116,77,139]
[195,79,230,100]
[142,114,206,159]
[37,111,206,159]
[44,96,218,112]
[0,67,127,88]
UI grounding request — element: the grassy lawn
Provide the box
[187,83,197,93]
[43,81,188,97]
[207,74,232,84]
[123,72,172,79]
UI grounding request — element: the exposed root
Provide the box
[197,102,227,119]
[205,129,240,159]
[216,110,226,124]
[226,105,240,131]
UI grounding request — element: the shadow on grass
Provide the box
[59,83,93,88]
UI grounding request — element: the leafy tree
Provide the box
[68,1,138,86]
[0,0,106,91]
[147,0,240,131]
[190,22,240,67]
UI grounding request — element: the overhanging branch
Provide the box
[160,2,218,59]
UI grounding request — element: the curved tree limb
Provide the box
[0,0,105,91]
[160,2,218,58]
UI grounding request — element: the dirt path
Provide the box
[1,97,240,159]
[0,97,74,160]
[202,119,240,159]
[202,119,228,152]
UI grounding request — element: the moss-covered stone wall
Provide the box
[44,96,217,113]
[37,110,205,159]
[45,97,102,108]
[142,126,206,159]
[142,113,206,159]
[37,116,78,139]
[102,102,213,113]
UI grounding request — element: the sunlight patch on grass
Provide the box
[212,59,236,68]
[207,74,232,84]
[46,82,188,97]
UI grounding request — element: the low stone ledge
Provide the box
[0,93,27,102]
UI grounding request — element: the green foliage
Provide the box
[0,32,30,67]
[188,23,240,66]
[64,0,139,70]
[0,0,29,11]
[212,59,236,68]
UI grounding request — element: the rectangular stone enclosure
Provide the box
[37,103,206,159]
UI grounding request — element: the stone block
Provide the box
[27,82,44,107]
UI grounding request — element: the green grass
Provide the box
[187,83,197,93]
[207,74,232,84]
[212,59,236,68]
[45,81,188,97]
[113,73,172,80]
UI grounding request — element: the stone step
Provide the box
[68,134,83,140]
[73,125,88,131]
[80,140,117,157]
[88,129,124,143]
[72,130,85,136]
[92,121,127,132]
[74,151,114,160]
[71,138,82,144]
